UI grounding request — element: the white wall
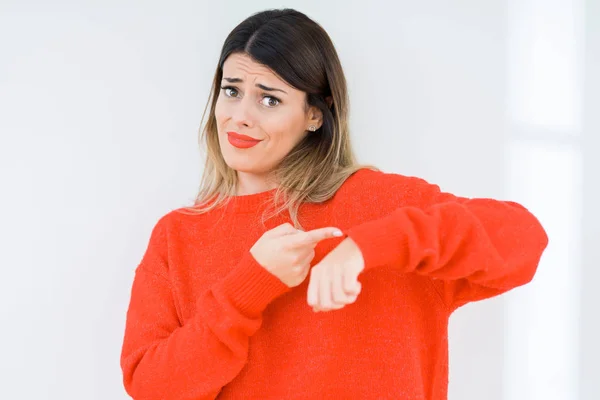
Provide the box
[580,0,600,399]
[0,1,595,399]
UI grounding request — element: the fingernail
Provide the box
[332,230,343,237]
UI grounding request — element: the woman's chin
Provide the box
[223,158,261,174]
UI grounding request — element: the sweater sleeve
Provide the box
[120,216,291,400]
[344,175,549,311]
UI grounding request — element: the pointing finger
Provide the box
[288,227,343,248]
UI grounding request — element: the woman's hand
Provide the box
[307,237,365,312]
[250,223,344,288]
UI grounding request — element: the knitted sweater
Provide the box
[120,168,548,400]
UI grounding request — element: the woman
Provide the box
[120,8,548,400]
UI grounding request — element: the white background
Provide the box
[1,0,598,399]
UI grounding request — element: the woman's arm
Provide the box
[345,175,549,311]
[120,217,290,400]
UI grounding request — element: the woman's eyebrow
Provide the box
[222,77,288,94]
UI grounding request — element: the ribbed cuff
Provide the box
[214,251,291,318]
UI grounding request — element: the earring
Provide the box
[309,125,317,132]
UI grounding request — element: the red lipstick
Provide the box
[227,131,262,149]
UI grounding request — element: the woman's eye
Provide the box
[261,96,280,108]
[221,86,279,107]
[222,87,238,97]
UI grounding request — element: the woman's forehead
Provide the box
[223,54,287,86]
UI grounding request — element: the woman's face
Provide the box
[214,53,322,180]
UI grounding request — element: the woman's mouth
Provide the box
[226,131,262,149]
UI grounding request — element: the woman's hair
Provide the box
[182,8,378,229]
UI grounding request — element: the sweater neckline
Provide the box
[223,188,280,214]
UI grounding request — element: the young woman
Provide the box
[120,8,548,400]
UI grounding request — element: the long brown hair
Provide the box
[182,8,378,229]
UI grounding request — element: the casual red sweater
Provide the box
[120,168,548,400]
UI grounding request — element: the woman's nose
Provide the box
[231,96,255,128]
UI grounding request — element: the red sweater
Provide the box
[120,168,548,400]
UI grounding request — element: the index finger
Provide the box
[287,227,343,248]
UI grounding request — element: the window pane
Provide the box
[504,139,582,400]
[507,0,584,132]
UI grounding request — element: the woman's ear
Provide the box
[307,106,324,130]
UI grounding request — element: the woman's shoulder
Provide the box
[144,205,221,241]
[341,167,431,193]
[336,166,443,207]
